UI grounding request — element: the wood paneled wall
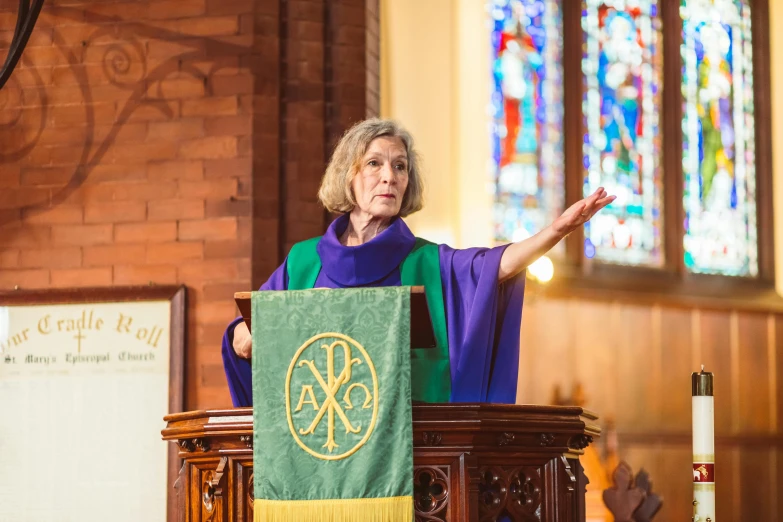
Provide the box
[518,289,783,520]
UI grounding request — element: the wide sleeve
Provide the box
[221,260,289,407]
[438,244,525,404]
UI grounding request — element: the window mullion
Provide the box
[750,0,775,283]
[661,0,686,276]
[562,0,586,270]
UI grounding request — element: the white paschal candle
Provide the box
[692,366,715,521]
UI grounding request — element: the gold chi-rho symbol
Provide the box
[285,332,379,461]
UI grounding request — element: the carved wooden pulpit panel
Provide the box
[162,404,599,522]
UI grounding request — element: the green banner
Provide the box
[252,287,414,521]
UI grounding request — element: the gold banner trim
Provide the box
[254,496,413,522]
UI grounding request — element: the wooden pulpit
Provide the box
[162,404,599,521]
[169,288,599,520]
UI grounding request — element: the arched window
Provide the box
[490,0,774,291]
[491,0,565,249]
[681,0,757,276]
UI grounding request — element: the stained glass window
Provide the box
[582,0,663,266]
[681,0,758,276]
[490,0,564,246]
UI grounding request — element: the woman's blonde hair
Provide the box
[318,118,424,217]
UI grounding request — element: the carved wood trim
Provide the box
[247,472,254,515]
[230,458,254,522]
[179,437,210,453]
[478,467,508,520]
[422,431,443,447]
[194,438,210,452]
[174,462,186,522]
[202,457,227,522]
[568,434,593,451]
[462,453,481,522]
[496,432,515,446]
[164,404,601,443]
[478,465,543,521]
[559,457,577,522]
[570,457,589,522]
[414,465,450,521]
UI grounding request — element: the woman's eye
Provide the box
[395,164,406,171]
[368,160,379,167]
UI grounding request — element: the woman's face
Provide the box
[351,136,409,220]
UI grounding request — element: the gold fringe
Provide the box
[254,496,413,522]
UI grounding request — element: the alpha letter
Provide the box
[295,385,320,412]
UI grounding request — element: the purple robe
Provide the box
[221,215,525,406]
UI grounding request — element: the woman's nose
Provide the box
[380,163,395,183]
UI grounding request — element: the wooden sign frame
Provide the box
[0,285,186,522]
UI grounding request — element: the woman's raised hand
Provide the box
[550,187,615,239]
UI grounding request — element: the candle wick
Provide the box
[701,364,704,372]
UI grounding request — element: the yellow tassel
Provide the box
[254,496,413,522]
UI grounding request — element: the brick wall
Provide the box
[0,0,379,409]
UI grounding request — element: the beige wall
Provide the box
[381,0,493,248]
[383,1,782,292]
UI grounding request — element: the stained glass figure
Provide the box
[582,0,663,266]
[681,0,757,276]
[490,0,564,246]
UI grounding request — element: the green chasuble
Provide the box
[286,237,451,403]
[251,288,414,521]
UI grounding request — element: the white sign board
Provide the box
[0,295,180,522]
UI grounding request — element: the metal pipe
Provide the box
[0,0,45,90]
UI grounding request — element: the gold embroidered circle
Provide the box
[285,332,379,461]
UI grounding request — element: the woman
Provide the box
[222,118,613,407]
